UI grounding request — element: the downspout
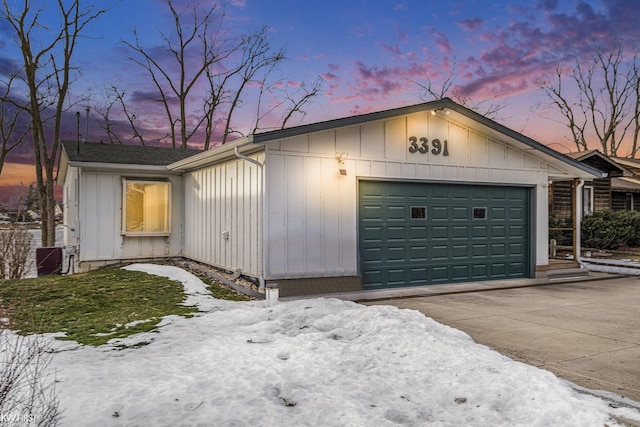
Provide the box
[574,178,586,269]
[234,146,264,168]
[233,146,271,300]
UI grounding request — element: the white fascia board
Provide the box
[167,136,264,171]
[67,162,178,175]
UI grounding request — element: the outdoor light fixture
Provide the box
[336,152,348,176]
[431,107,450,115]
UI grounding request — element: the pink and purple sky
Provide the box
[0,0,638,204]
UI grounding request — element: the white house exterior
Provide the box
[57,142,200,270]
[58,99,602,296]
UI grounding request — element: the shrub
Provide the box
[0,226,34,280]
[581,210,640,250]
[548,215,573,246]
[0,330,61,426]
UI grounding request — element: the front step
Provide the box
[547,267,589,280]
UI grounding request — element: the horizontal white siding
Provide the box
[265,111,551,279]
[182,153,263,276]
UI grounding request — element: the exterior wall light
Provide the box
[336,152,348,176]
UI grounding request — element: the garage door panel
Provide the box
[452,244,469,259]
[359,181,530,290]
[410,225,428,240]
[472,243,488,257]
[431,245,449,260]
[509,225,525,238]
[430,266,449,281]
[509,242,525,255]
[472,225,487,238]
[386,226,406,241]
[409,246,427,261]
[491,225,506,237]
[472,264,489,278]
[509,262,526,275]
[432,226,448,239]
[431,206,448,220]
[452,226,468,239]
[452,265,469,279]
[387,205,405,220]
[453,207,468,219]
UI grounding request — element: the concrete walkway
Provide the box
[358,275,640,404]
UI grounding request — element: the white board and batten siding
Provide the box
[75,171,184,264]
[264,110,551,280]
[182,153,264,277]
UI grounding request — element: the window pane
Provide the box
[473,207,487,220]
[125,182,170,233]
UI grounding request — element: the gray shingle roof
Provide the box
[61,140,201,166]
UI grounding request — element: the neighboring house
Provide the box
[549,150,628,218]
[609,157,640,211]
[57,98,602,297]
[549,151,640,218]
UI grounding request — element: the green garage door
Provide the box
[359,180,531,289]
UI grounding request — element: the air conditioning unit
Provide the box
[36,247,63,276]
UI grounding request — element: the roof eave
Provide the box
[67,161,176,174]
[250,98,604,179]
[167,136,261,171]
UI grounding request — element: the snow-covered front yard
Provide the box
[8,264,640,426]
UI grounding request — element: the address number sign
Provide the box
[408,136,449,156]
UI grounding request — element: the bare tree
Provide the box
[0,0,107,246]
[544,41,640,156]
[121,0,320,150]
[0,75,30,176]
[411,58,505,119]
[93,86,146,145]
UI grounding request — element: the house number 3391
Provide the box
[408,136,449,156]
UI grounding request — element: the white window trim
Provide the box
[121,178,172,236]
[582,185,594,217]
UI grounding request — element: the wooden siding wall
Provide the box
[264,111,551,280]
[182,153,264,276]
[551,178,610,218]
[612,192,640,211]
[593,178,612,212]
[78,172,183,263]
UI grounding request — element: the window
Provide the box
[625,193,634,211]
[123,180,170,235]
[473,207,487,220]
[582,186,594,217]
[411,206,426,219]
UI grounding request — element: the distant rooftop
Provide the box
[61,140,201,166]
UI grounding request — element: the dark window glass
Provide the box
[411,206,426,219]
[473,207,487,220]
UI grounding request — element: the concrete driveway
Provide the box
[363,276,640,404]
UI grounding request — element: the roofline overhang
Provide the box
[152,98,602,179]
[168,136,263,171]
[569,150,630,176]
[66,161,178,174]
[247,98,604,179]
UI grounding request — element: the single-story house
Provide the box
[550,150,628,218]
[57,98,603,296]
[549,151,640,218]
[609,157,640,210]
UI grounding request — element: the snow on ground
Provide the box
[581,257,640,276]
[9,264,640,426]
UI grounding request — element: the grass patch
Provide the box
[0,268,204,346]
